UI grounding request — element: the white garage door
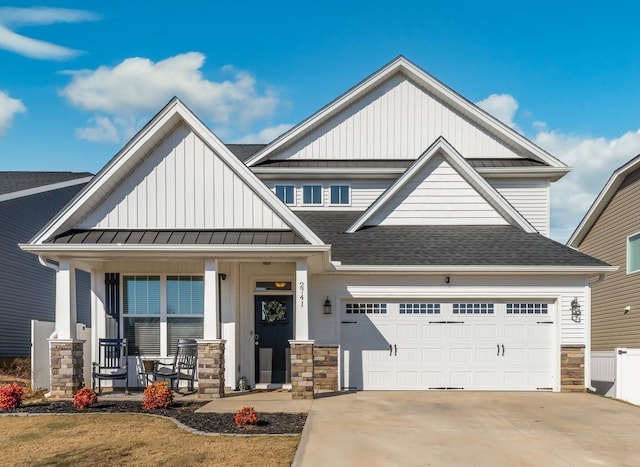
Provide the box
[341,301,554,391]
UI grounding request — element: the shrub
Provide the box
[142,382,173,410]
[73,387,98,409]
[0,383,24,410]
[234,406,259,427]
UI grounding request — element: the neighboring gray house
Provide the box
[0,172,93,358]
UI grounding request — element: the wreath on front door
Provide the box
[263,300,286,323]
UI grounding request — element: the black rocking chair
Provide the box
[92,338,128,393]
[153,339,198,393]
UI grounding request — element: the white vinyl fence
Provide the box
[31,320,92,391]
[615,348,640,405]
[591,351,616,397]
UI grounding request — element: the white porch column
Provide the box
[203,259,219,340]
[55,260,77,340]
[295,259,309,340]
[91,270,106,363]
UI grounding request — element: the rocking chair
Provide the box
[153,339,198,392]
[92,338,128,393]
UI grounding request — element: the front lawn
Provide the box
[0,414,299,466]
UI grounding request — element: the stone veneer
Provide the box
[290,341,314,399]
[313,344,338,392]
[49,340,84,398]
[561,345,585,392]
[197,340,225,399]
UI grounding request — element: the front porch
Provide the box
[46,256,336,400]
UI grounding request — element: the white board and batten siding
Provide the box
[491,179,550,236]
[79,123,287,230]
[367,155,508,226]
[271,74,520,161]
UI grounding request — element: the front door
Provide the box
[255,295,293,384]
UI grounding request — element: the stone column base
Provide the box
[290,340,315,399]
[197,339,225,399]
[313,344,338,392]
[561,345,585,392]
[49,339,85,398]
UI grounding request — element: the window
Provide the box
[453,303,494,314]
[330,185,350,205]
[346,303,387,314]
[275,185,295,205]
[506,303,548,314]
[628,233,640,273]
[123,275,204,356]
[399,303,440,314]
[302,185,322,205]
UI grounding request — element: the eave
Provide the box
[329,263,618,275]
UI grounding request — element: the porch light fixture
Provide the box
[274,282,287,288]
[571,297,581,322]
[323,297,332,314]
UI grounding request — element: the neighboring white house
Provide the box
[22,57,612,399]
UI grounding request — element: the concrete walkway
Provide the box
[294,391,640,467]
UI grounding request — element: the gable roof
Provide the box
[568,153,640,247]
[297,211,611,271]
[28,98,324,246]
[226,144,266,162]
[346,137,537,233]
[0,172,93,201]
[245,56,569,174]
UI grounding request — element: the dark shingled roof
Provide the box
[47,229,309,245]
[295,211,608,267]
[0,172,93,196]
[226,144,267,162]
[252,158,547,169]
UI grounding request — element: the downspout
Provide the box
[586,273,606,393]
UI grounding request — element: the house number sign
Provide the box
[299,281,305,308]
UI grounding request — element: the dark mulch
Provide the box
[11,400,307,435]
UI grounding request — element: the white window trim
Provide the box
[302,184,323,206]
[121,273,205,358]
[627,232,640,275]
[274,184,296,206]
[329,184,351,206]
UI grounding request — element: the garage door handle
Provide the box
[497,344,500,356]
[394,344,397,356]
[389,344,393,356]
[502,344,505,356]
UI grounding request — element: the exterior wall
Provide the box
[313,344,338,391]
[367,155,507,226]
[0,184,90,358]
[271,74,519,161]
[490,178,550,236]
[308,273,589,348]
[579,168,640,351]
[560,345,585,392]
[79,123,287,230]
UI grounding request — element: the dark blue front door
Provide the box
[255,295,293,384]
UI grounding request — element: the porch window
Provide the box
[122,275,204,357]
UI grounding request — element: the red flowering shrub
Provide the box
[73,387,98,409]
[142,382,173,410]
[0,383,24,410]
[234,406,259,427]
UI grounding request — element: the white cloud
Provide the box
[0,7,98,60]
[0,90,26,135]
[475,94,520,131]
[61,52,282,143]
[233,123,293,143]
[537,129,640,242]
[75,116,120,143]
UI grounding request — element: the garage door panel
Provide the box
[342,300,554,391]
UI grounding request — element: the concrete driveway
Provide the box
[294,392,640,466]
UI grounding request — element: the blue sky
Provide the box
[1,1,640,241]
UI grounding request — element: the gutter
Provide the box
[329,263,618,275]
[38,255,59,272]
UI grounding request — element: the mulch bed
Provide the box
[9,400,307,435]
